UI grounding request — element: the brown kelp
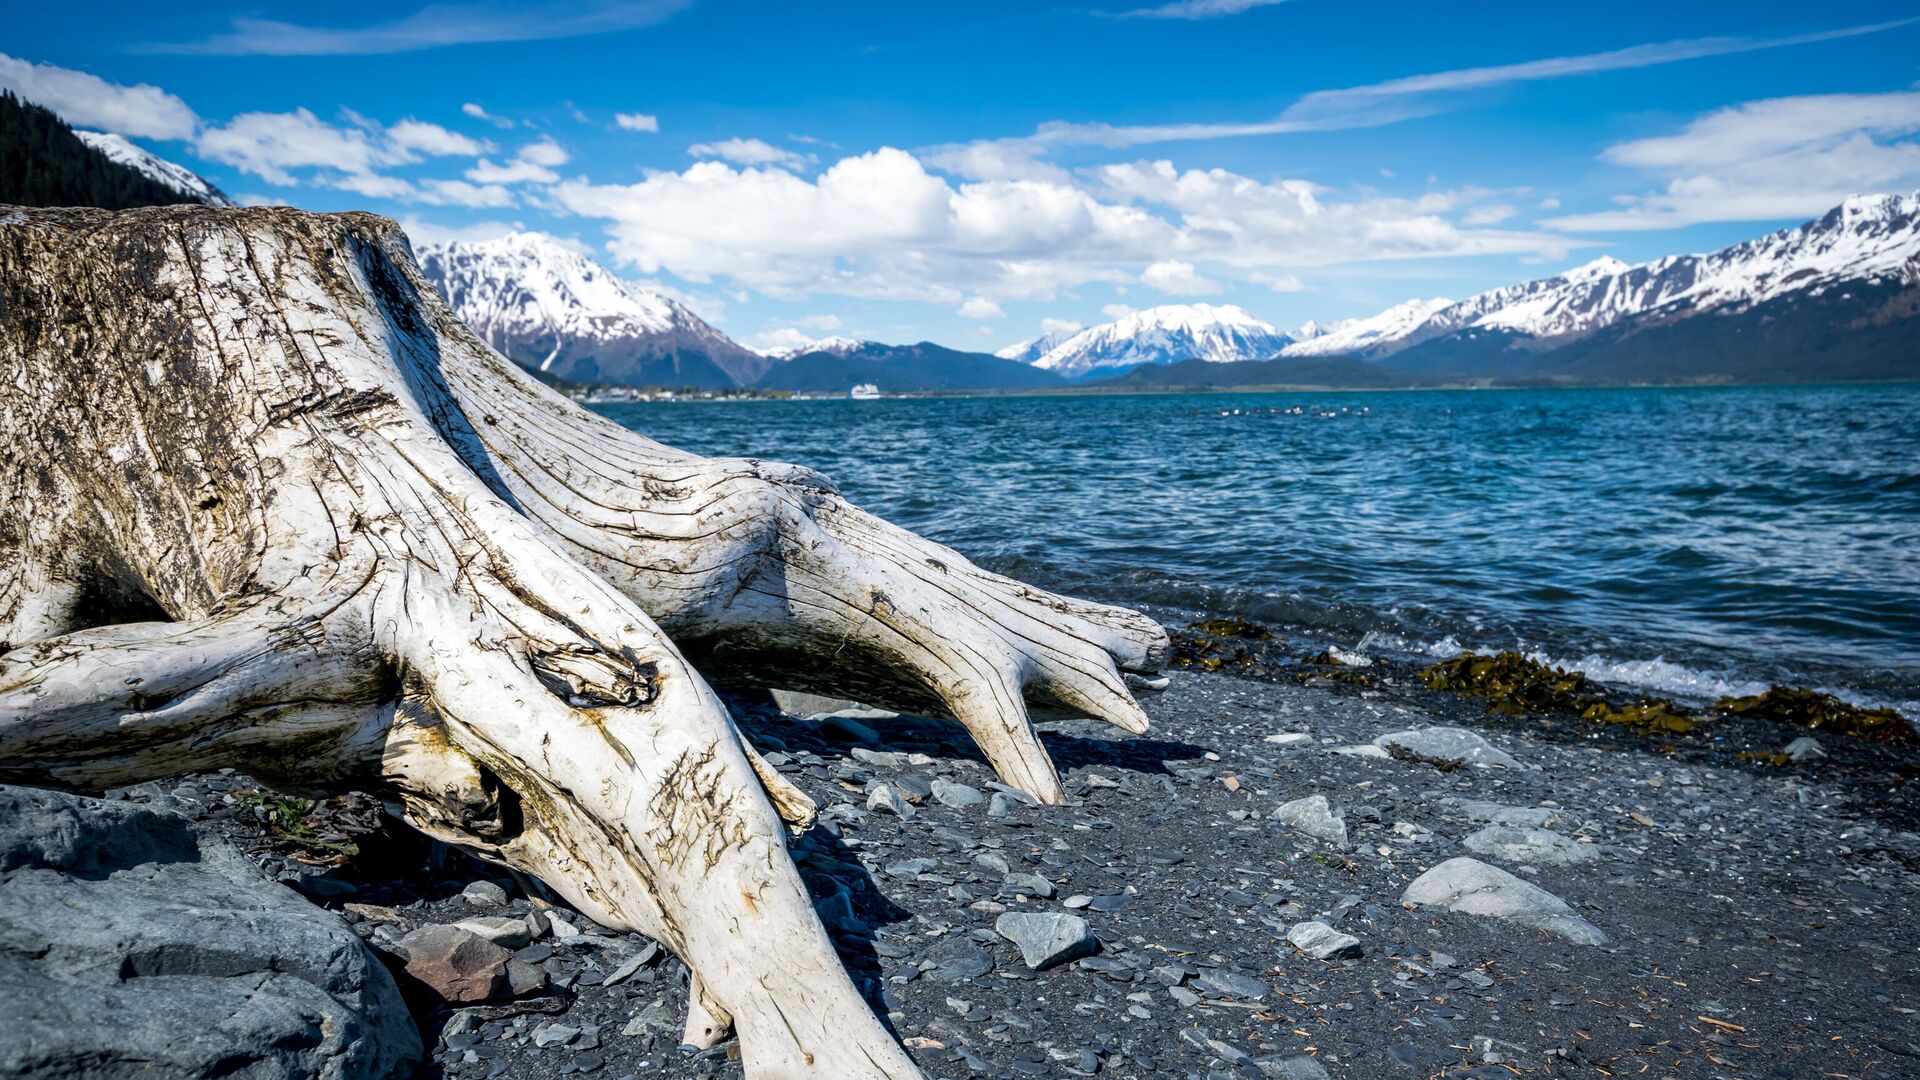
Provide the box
[1419,651,1695,735]
[1714,687,1916,747]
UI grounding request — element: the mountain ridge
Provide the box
[416,231,771,389]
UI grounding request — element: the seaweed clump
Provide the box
[1169,630,1254,673]
[1714,687,1917,747]
[1171,616,1277,673]
[1187,617,1272,640]
[235,789,367,863]
[1420,651,1696,735]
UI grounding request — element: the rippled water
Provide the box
[594,385,1920,712]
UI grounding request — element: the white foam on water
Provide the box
[1522,651,1771,703]
[1356,631,1916,717]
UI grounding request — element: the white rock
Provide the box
[1263,732,1313,747]
[1275,795,1348,845]
[1328,744,1390,760]
[994,912,1097,971]
[1375,726,1525,769]
[1286,920,1363,960]
[1784,736,1825,762]
[453,916,534,949]
[1402,857,1607,945]
[1443,797,1564,829]
[866,784,914,818]
[1462,826,1600,866]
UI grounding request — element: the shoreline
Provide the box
[575,377,1920,404]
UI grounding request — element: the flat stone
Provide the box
[532,1022,579,1048]
[1463,826,1600,866]
[892,775,934,803]
[1374,727,1524,769]
[926,940,995,982]
[1275,795,1348,845]
[931,780,985,809]
[1262,732,1314,747]
[398,925,511,1003]
[1286,920,1363,961]
[1401,857,1607,945]
[1194,969,1268,999]
[1444,798,1564,829]
[1329,744,1390,759]
[506,958,547,997]
[849,747,904,767]
[455,915,535,949]
[995,912,1098,971]
[1257,1054,1333,1080]
[1003,872,1055,898]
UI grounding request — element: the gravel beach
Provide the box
[25,641,1920,1080]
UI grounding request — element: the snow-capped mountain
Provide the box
[1281,298,1455,359]
[763,335,868,359]
[74,131,234,207]
[1029,304,1294,377]
[995,328,1078,364]
[415,232,767,388]
[1287,194,1920,364]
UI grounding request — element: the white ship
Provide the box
[849,383,881,399]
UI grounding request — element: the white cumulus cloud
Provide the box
[547,147,1575,304]
[0,52,198,140]
[958,297,1005,319]
[615,112,659,132]
[1141,259,1222,295]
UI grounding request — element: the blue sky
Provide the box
[6,0,1920,352]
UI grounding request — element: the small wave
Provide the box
[1357,631,1916,717]
[1521,651,1771,703]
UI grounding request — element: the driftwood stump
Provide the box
[0,205,1167,1077]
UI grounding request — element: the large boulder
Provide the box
[0,785,421,1078]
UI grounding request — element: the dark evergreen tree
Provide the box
[0,92,199,210]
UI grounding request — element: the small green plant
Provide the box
[236,790,361,857]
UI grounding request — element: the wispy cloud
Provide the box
[1115,0,1287,20]
[688,137,814,170]
[986,18,1919,153]
[148,0,691,56]
[1544,91,1920,231]
[0,51,197,139]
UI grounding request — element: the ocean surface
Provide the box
[593,385,1920,714]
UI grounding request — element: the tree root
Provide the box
[0,204,1165,1077]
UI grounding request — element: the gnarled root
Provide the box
[0,204,1164,1076]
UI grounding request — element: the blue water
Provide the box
[593,385,1920,713]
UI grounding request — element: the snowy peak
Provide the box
[1280,298,1453,358]
[764,335,868,359]
[1031,304,1293,377]
[1279,192,1920,362]
[995,328,1078,363]
[416,231,765,388]
[74,131,233,207]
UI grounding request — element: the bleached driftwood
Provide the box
[0,206,1166,1077]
